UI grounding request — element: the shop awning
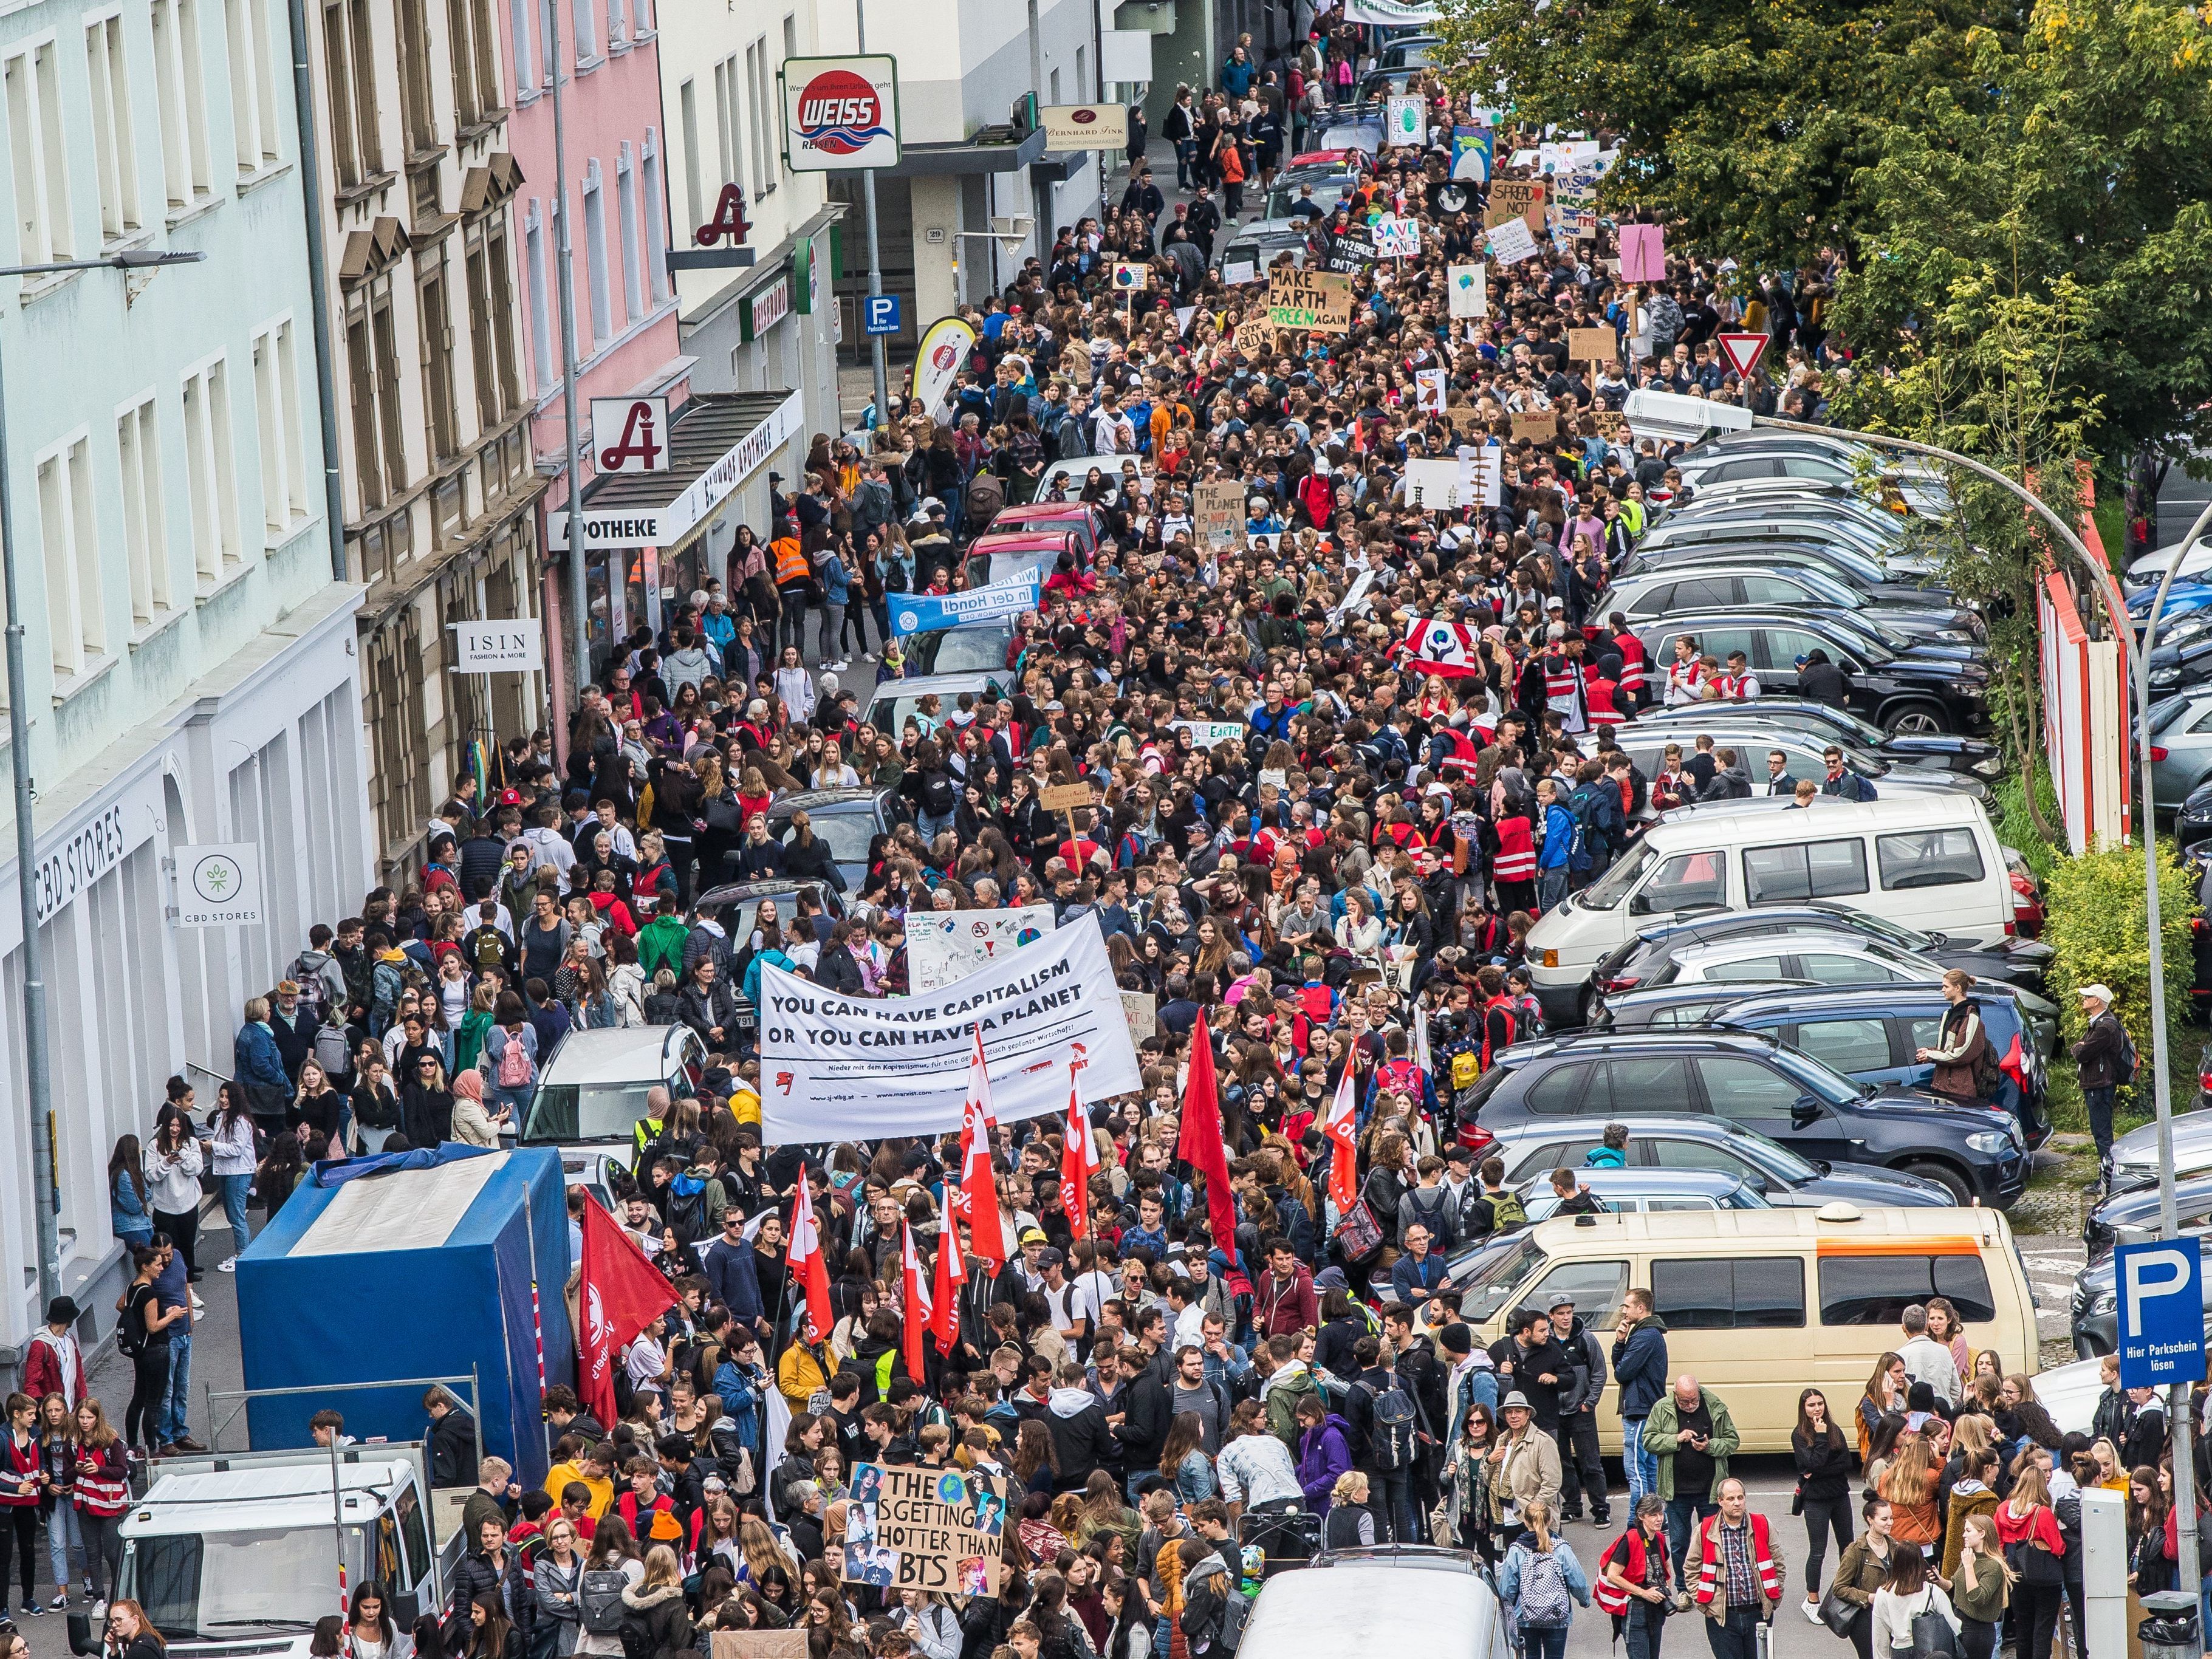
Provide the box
[545,389,802,553]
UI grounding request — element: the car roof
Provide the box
[995,503,1100,521]
[1516,1168,1751,1197]
[1602,979,1817,1012]
[868,670,1006,694]
[1497,1027,1784,1064]
[967,530,1076,551]
[692,876,841,911]
[1676,933,1899,965]
[766,788,885,816]
[1518,1204,2004,1248]
[1634,608,1865,637]
[1483,1112,1741,1144]
[1629,905,1889,946]
[1709,983,2027,1021]
[539,1026,692,1084]
[1239,1551,1492,1657]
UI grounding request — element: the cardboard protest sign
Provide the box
[1567,327,1616,364]
[1120,990,1157,1043]
[1232,316,1275,355]
[1267,267,1353,333]
[711,1634,807,1659]
[1618,223,1666,282]
[1485,217,1539,266]
[1322,228,1378,275]
[1194,479,1248,546]
[1512,411,1560,445]
[1385,95,1427,149]
[1414,368,1447,413]
[1446,262,1488,318]
[1111,262,1149,293]
[1592,411,1631,439]
[1490,179,1545,231]
[841,1464,1008,1598]
[906,906,1061,994]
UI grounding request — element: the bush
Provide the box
[2041,840,2197,1110]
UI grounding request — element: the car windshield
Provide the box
[524,1079,662,1141]
[1725,1126,1823,1182]
[1769,1044,1873,1106]
[1263,183,1338,218]
[1835,911,1933,952]
[1454,1234,1547,1323]
[786,812,875,865]
[126,1528,338,1638]
[906,626,1013,674]
[1579,843,1654,911]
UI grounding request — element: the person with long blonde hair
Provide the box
[1875,1429,1940,1550]
[1992,1460,2064,1659]
[1951,1511,2013,1659]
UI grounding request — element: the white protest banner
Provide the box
[1329,569,1378,623]
[1486,217,1540,265]
[1414,368,1447,413]
[1171,719,1248,748]
[888,578,1042,636]
[1174,304,1197,335]
[906,905,1060,994]
[1221,260,1258,286]
[1403,458,1474,512]
[1375,216,1421,259]
[1459,446,1504,507]
[758,923,1142,1139]
[1446,262,1488,318]
[841,1464,1008,1598]
[1385,95,1427,151]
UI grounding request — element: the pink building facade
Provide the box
[498,0,687,697]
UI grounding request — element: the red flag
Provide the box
[900,1222,932,1383]
[1060,1069,1102,1241]
[1323,1059,1361,1218]
[1177,1009,1239,1254]
[962,1028,1008,1266]
[577,1195,680,1428]
[930,1207,965,1357]
[787,1164,835,1344]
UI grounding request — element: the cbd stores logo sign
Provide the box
[782,56,900,172]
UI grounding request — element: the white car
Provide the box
[513,1025,705,1157]
[1239,1548,1511,1659]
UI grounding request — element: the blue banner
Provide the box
[889,579,1043,637]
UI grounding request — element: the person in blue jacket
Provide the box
[233,996,292,1134]
[1535,778,1577,913]
[109,1135,153,1249]
[1610,1288,1672,1508]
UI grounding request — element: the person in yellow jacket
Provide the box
[542,1438,615,1517]
[778,1335,834,1412]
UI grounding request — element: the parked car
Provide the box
[2177,778,2212,847]
[964,529,1078,589]
[2072,1240,2212,1356]
[2124,533,2212,592]
[1461,1114,1956,1209]
[1597,562,1983,647]
[1697,983,2051,1147]
[1631,609,1992,733]
[863,669,1012,741]
[1636,511,1934,578]
[986,501,1105,560]
[1457,1029,2030,1205]
[2081,1173,2212,1260]
[899,619,1016,676]
[1585,903,2053,1003]
[2146,610,2212,696]
[1515,1166,1773,1221]
[2108,1111,2212,1192]
[2147,688,2212,814]
[1033,457,1145,507]
[1635,699,2007,781]
[1611,536,1959,611]
[1239,1547,1510,1659]
[764,787,894,894]
[1603,723,1989,816]
[515,1026,707,1163]
[2129,579,2212,637]
[1593,980,1821,1031]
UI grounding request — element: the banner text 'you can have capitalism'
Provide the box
[756,922,1144,1140]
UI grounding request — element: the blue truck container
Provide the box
[234,1145,575,1485]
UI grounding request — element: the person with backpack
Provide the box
[1596,1495,1674,1659]
[1547,1295,1611,1528]
[1464,1157,1528,1241]
[484,994,539,1123]
[615,1546,690,1659]
[1349,1336,1426,1543]
[1499,1498,1590,1659]
[2069,984,2129,1174]
[570,1516,642,1659]
[1476,966,1522,1074]
[1917,970,1996,1106]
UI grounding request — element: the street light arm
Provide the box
[0,251,205,278]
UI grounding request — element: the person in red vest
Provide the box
[1596,1494,1674,1659]
[1683,1476,1784,1655]
[1609,613,1651,706]
[1492,806,1538,917]
[1586,654,1629,728]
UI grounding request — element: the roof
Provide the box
[1645,793,1988,831]
[967,530,1077,552]
[766,788,885,815]
[126,1456,422,1538]
[1516,1168,1751,1197]
[866,671,1007,696]
[1521,1202,2005,1249]
[291,1151,511,1256]
[536,1026,691,1087]
[571,392,800,551]
[1239,1553,1496,1658]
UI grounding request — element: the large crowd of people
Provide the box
[49,9,2181,1659]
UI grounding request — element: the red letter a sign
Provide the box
[695,183,752,248]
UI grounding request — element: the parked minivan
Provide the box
[1454,1205,2036,1452]
[1523,795,2015,1025]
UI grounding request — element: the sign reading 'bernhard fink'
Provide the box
[782,56,901,172]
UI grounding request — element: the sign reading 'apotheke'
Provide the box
[544,388,804,551]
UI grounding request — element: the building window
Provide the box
[151,0,213,211]
[5,42,72,264]
[418,255,458,461]
[713,56,740,200]
[641,131,666,303]
[395,0,436,156]
[322,0,380,187]
[115,395,169,624]
[1048,67,1059,103]
[524,200,552,392]
[745,40,772,199]
[582,168,609,344]
[574,0,595,63]
[464,215,517,426]
[781,12,793,61]
[85,18,141,242]
[36,436,100,675]
[225,0,281,174]
[252,318,307,535]
[617,148,640,322]
[1075,43,1086,97]
[607,0,625,49]
[676,83,699,234]
[345,276,405,511]
[181,358,241,581]
[448,0,499,128]
[508,0,532,97]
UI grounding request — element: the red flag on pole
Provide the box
[1059,1068,1101,1241]
[900,1221,932,1383]
[787,1163,835,1344]
[1176,1009,1239,1254]
[930,1206,965,1357]
[1323,1058,1361,1218]
[961,1028,1008,1266]
[577,1196,680,1428]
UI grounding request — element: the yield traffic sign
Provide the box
[1718,332,1769,379]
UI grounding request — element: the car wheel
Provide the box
[1883,702,1953,737]
[1900,1159,1973,1204]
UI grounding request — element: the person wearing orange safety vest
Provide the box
[1682,1476,1784,1659]
[770,530,812,659]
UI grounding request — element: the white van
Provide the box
[1524,795,2013,1025]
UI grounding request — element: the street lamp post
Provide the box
[1748,411,2212,1606]
[0,248,204,1316]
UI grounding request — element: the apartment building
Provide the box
[310,0,548,866]
[0,0,372,1360]
[497,0,683,696]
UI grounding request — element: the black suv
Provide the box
[1631,610,1992,735]
[1457,1028,2028,1206]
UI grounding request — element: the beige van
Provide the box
[1454,1203,2036,1453]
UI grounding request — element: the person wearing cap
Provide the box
[1486,1390,1561,1551]
[2069,984,2128,1171]
[1547,1293,1611,1528]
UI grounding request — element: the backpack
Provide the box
[1450,1047,1480,1091]
[2114,1020,2139,1088]
[286,956,329,1022]
[1515,1544,1574,1629]
[1364,1382,1420,1472]
[919,771,957,816]
[495,1030,533,1089]
[577,1570,631,1636]
[666,1179,712,1246]
[1971,1024,2005,1100]
[1488,1188,1528,1232]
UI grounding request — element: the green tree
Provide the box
[1429,0,2011,270]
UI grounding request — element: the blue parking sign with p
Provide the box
[863,295,902,335]
[2116,1236,2206,1388]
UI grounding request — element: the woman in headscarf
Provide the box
[449,1070,507,1148]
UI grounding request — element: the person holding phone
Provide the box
[1643,1375,1742,1601]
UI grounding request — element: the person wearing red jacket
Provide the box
[21,1299,81,1410]
[1253,1242,1318,1338]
